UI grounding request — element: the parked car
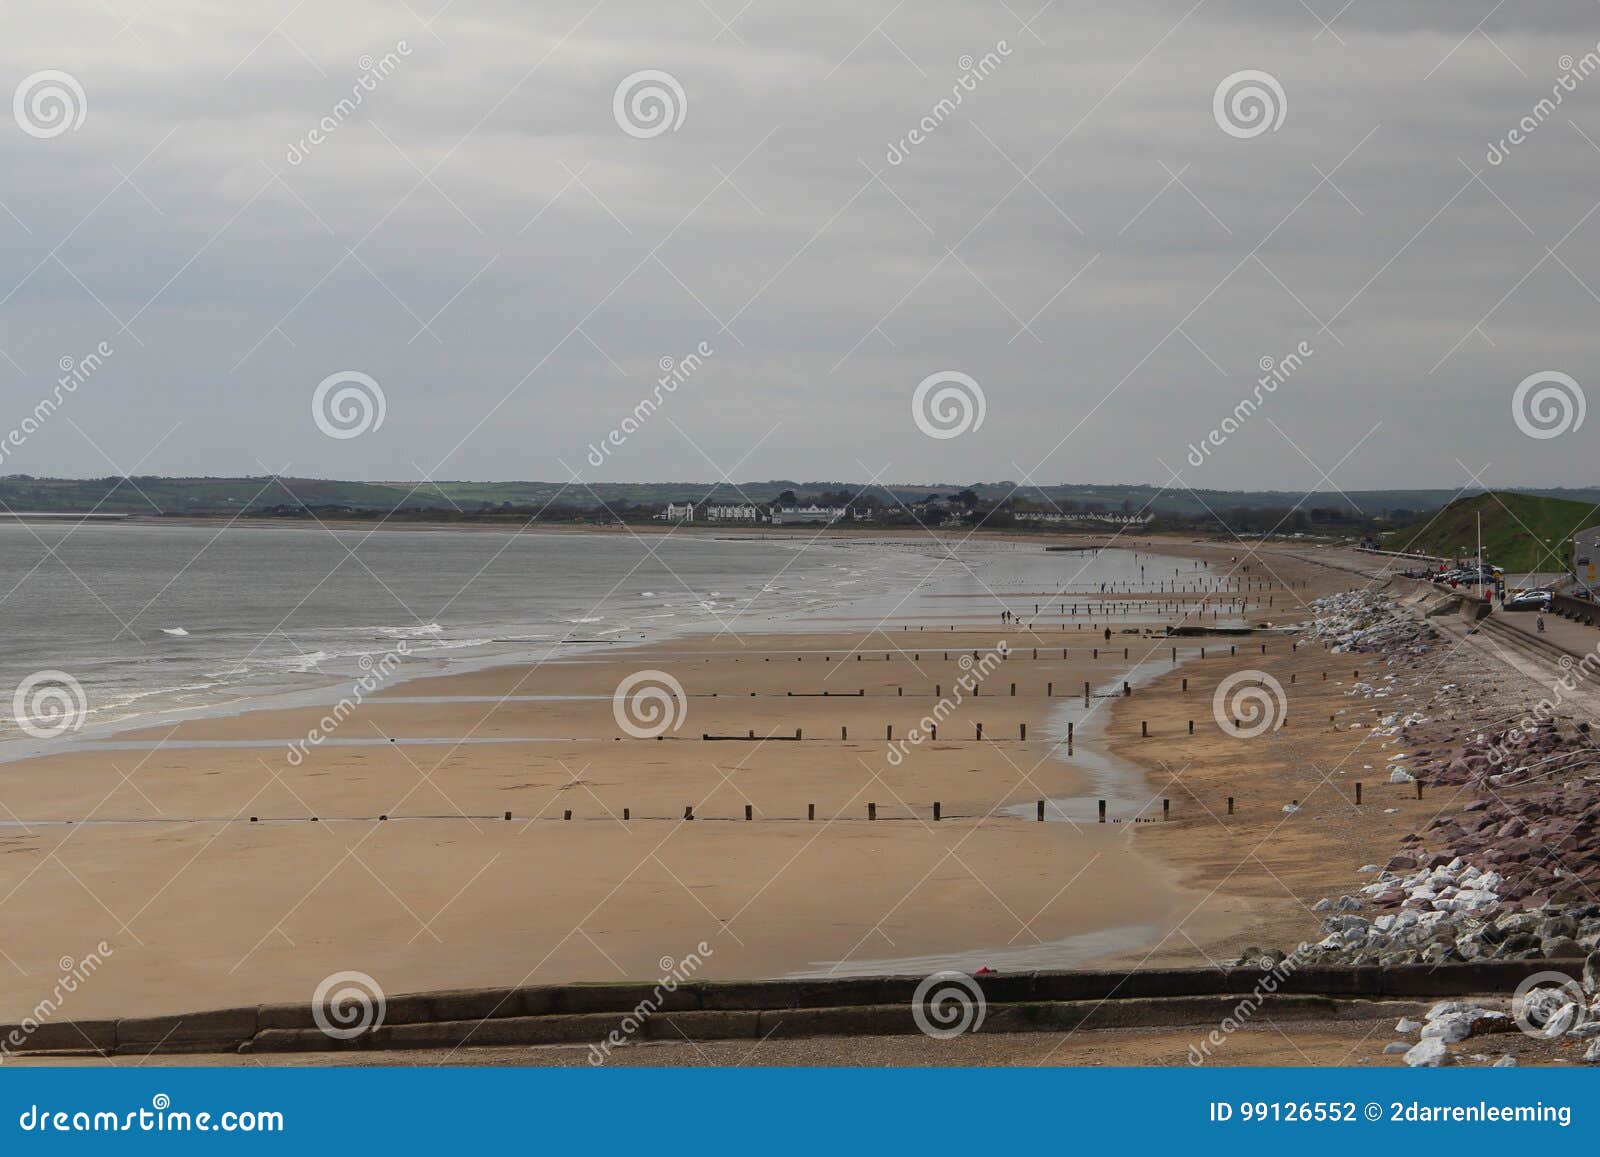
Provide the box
[1505,590,1553,611]
[1436,566,1496,585]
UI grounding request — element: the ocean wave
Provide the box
[415,637,496,652]
[3,532,961,738]
[377,622,445,638]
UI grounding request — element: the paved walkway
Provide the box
[1489,600,1600,660]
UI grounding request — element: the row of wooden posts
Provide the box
[239,801,1181,823]
[1029,581,1286,593]
[698,708,1353,742]
[241,803,1165,823]
[702,661,1371,704]
[705,723,1040,740]
[770,641,1298,661]
[1021,596,1277,611]
[242,782,1421,826]
[900,610,1257,628]
[670,659,1377,743]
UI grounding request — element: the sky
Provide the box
[1,1,1598,495]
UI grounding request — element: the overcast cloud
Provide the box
[2,1,1598,494]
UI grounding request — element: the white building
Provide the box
[1014,511,1153,526]
[705,504,761,522]
[658,502,697,522]
[771,505,849,525]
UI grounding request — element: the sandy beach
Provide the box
[0,533,1401,1026]
[10,1,1599,1108]
[9,530,1597,1071]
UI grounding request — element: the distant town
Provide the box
[8,475,1600,575]
[655,493,1155,527]
[0,473,1458,540]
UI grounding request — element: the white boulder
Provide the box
[1543,1002,1582,1039]
[1404,1038,1451,1067]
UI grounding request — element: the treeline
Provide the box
[0,473,1535,520]
[236,494,1402,540]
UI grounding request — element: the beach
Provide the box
[0,531,1393,1025]
[0,625,1213,1018]
[7,530,1597,1069]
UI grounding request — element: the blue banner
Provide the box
[1,1067,1592,1151]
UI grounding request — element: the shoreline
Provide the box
[0,538,1365,1021]
[0,532,1209,759]
[52,532,1594,1070]
[0,527,964,760]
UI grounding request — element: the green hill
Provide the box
[5,477,1600,546]
[1382,492,1600,573]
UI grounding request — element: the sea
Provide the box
[0,521,1207,743]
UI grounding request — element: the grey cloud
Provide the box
[0,1,1594,492]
